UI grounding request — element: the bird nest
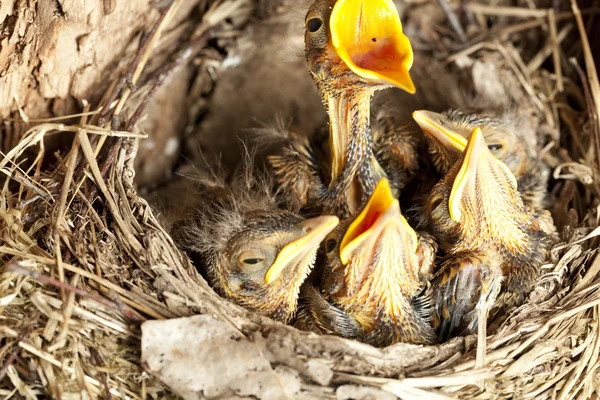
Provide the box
[1,0,600,399]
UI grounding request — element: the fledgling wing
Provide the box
[433,252,503,340]
[267,134,326,212]
[493,225,552,318]
[371,113,420,195]
[295,285,362,338]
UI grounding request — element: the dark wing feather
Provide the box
[295,285,362,338]
[433,252,503,340]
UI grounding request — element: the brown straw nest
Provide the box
[1,0,600,398]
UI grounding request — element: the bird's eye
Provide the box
[243,258,263,265]
[306,17,323,33]
[237,250,268,273]
[488,144,503,151]
[430,195,443,210]
[325,238,337,253]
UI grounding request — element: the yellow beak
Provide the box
[330,0,415,93]
[412,110,468,152]
[265,215,339,284]
[340,178,417,265]
[449,127,517,222]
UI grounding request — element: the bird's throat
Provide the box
[328,91,373,212]
[328,92,372,180]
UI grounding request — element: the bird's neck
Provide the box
[456,194,530,255]
[328,90,374,179]
[327,89,375,214]
[337,236,423,326]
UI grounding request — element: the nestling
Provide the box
[173,167,339,323]
[266,110,420,215]
[412,109,550,212]
[297,178,437,346]
[427,128,551,339]
[301,0,416,217]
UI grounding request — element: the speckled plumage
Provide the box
[290,0,417,218]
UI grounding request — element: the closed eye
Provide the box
[242,258,264,265]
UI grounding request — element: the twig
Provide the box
[572,0,600,181]
[0,246,173,319]
[76,130,144,254]
[53,133,82,289]
[0,312,41,382]
[508,296,600,359]
[8,169,52,201]
[526,24,572,74]
[467,4,600,18]
[90,348,114,400]
[571,59,600,186]
[75,27,216,237]
[110,0,186,125]
[73,0,188,238]
[5,110,101,123]
[548,9,564,92]
[17,341,127,398]
[476,306,487,369]
[496,43,545,111]
[5,261,145,324]
[125,28,215,131]
[98,6,172,125]
[435,0,468,43]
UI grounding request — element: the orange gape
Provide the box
[352,38,402,73]
[331,0,415,92]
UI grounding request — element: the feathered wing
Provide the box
[295,285,362,338]
[493,225,553,317]
[433,252,503,340]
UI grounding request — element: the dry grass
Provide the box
[1,0,600,399]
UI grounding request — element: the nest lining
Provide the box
[1,0,600,399]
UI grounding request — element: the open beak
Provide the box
[340,178,417,265]
[412,110,468,152]
[265,215,339,284]
[449,128,517,222]
[330,0,415,93]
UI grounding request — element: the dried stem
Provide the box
[5,261,145,324]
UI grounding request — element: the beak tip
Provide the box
[412,110,425,124]
[264,215,340,284]
[405,80,417,94]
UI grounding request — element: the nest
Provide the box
[1,0,600,398]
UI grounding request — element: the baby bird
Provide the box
[173,167,339,323]
[412,109,549,211]
[302,0,416,217]
[427,128,551,339]
[297,178,437,347]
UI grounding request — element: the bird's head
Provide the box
[212,211,338,322]
[412,110,528,176]
[322,178,422,328]
[428,127,529,252]
[182,173,339,323]
[305,0,415,96]
[304,0,415,188]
